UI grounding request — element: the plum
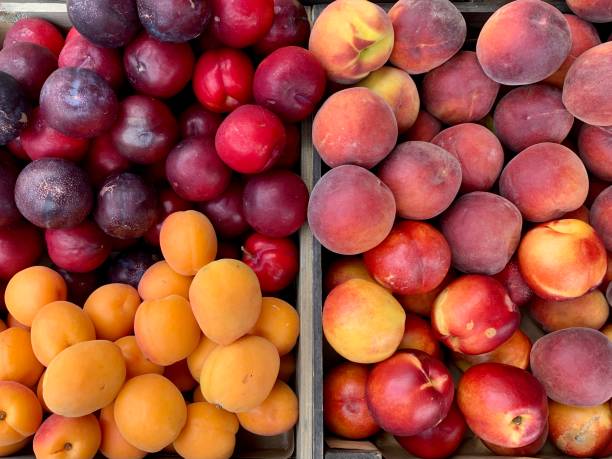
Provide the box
[0,222,43,281]
[57,269,100,305]
[209,0,275,48]
[199,181,250,239]
[143,188,191,246]
[94,172,157,239]
[0,72,30,146]
[107,248,161,288]
[0,43,57,100]
[178,104,222,139]
[242,233,299,293]
[0,154,21,227]
[67,0,140,48]
[39,67,118,139]
[3,18,64,57]
[137,0,210,43]
[253,0,310,55]
[14,158,93,229]
[85,134,132,187]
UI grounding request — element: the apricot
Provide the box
[30,301,96,366]
[440,192,523,275]
[160,210,217,276]
[357,66,419,132]
[33,414,101,459]
[530,290,609,332]
[591,186,612,252]
[114,335,163,380]
[173,402,239,459]
[249,297,299,356]
[549,401,612,457]
[114,374,186,452]
[312,87,398,168]
[403,110,442,142]
[5,315,27,331]
[422,51,499,125]
[578,124,612,182]
[186,336,218,382]
[0,321,4,334]
[43,340,126,417]
[431,123,504,193]
[378,141,461,220]
[4,266,67,326]
[0,381,42,446]
[389,0,466,74]
[192,386,204,403]
[163,360,197,393]
[278,353,296,382]
[518,219,607,300]
[237,381,298,436]
[83,283,141,341]
[134,295,200,366]
[0,328,44,387]
[200,336,280,413]
[453,329,532,371]
[397,270,455,317]
[0,438,28,456]
[308,165,396,255]
[476,0,571,85]
[499,143,589,222]
[99,402,146,459]
[398,313,443,360]
[137,261,192,301]
[36,371,49,413]
[323,279,405,363]
[308,0,393,84]
[563,42,612,126]
[324,256,377,294]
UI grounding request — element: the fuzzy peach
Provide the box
[403,110,442,142]
[566,0,612,23]
[578,124,612,182]
[591,186,612,251]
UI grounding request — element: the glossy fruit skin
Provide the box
[0,222,43,281]
[253,0,310,55]
[107,248,161,288]
[209,0,275,48]
[0,42,57,100]
[4,18,65,57]
[179,104,223,139]
[85,134,132,187]
[199,181,250,239]
[242,233,299,293]
[144,188,192,246]
[136,0,211,43]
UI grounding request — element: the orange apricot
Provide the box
[5,315,28,331]
[0,438,28,456]
[186,336,218,382]
[278,353,297,382]
[250,297,299,356]
[99,402,146,459]
[193,386,204,403]
[35,371,49,413]
[0,321,5,333]
[0,381,42,446]
[83,284,141,341]
[33,414,101,459]
[114,336,163,379]
[0,328,44,387]
[237,381,298,436]
[137,261,192,301]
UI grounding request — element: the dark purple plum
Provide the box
[40,67,118,139]
[136,0,210,43]
[85,134,132,187]
[0,71,30,145]
[0,43,57,100]
[107,248,161,288]
[110,95,178,164]
[0,221,43,281]
[179,104,222,139]
[165,137,232,202]
[67,0,140,48]
[14,158,93,229]
[57,268,101,305]
[253,0,310,56]
[243,170,308,237]
[199,180,249,239]
[94,172,157,239]
[0,153,21,227]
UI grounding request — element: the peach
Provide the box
[378,141,462,220]
[499,143,589,222]
[99,402,146,459]
[33,414,101,459]
[389,0,466,74]
[564,205,590,222]
[493,84,574,152]
[114,335,163,380]
[364,221,451,295]
[0,381,42,446]
[397,269,455,317]
[402,110,441,142]
[422,51,499,125]
[578,124,612,181]
[566,0,612,22]
[312,87,398,168]
[137,260,192,301]
[483,422,549,456]
[249,297,299,356]
[173,402,238,459]
[458,363,548,448]
[159,210,217,277]
[200,335,280,413]
[357,66,419,132]
[323,362,379,440]
[189,259,262,345]
[591,186,612,251]
[0,438,28,456]
[530,290,609,332]
[323,279,405,363]
[441,192,522,276]
[308,165,396,255]
[549,401,611,457]
[83,283,141,341]
[4,266,67,326]
[0,328,44,387]
[324,256,377,294]
[278,353,296,382]
[492,259,534,307]
[236,380,298,436]
[432,275,520,355]
[43,340,125,417]
[518,219,607,300]
[563,42,612,126]
[530,328,612,406]
[186,335,218,382]
[431,123,504,193]
[134,295,200,366]
[114,374,187,453]
[603,323,612,341]
[398,313,443,360]
[453,329,532,371]
[164,360,197,393]
[544,14,601,87]
[366,350,454,436]
[476,0,571,85]
[308,0,393,84]
[30,301,96,366]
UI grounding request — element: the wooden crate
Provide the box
[0,3,321,459]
